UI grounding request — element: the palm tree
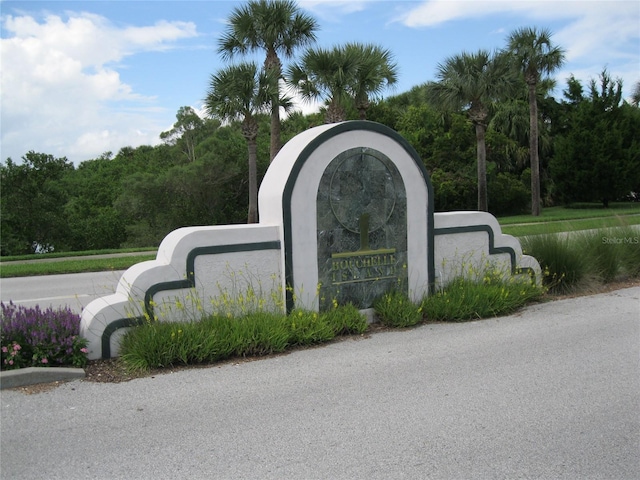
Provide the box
[491,77,558,170]
[507,27,565,216]
[344,42,398,120]
[426,50,515,211]
[218,0,318,162]
[204,63,278,223]
[287,45,360,123]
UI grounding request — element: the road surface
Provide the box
[1,286,639,479]
[0,271,125,313]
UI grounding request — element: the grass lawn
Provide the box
[498,203,640,237]
[0,255,156,278]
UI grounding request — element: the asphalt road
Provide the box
[0,270,125,313]
[1,286,639,480]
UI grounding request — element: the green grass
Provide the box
[498,203,640,225]
[0,255,156,278]
[501,215,640,237]
[1,247,155,262]
[498,203,640,237]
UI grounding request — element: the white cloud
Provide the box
[396,0,640,96]
[300,0,370,21]
[0,11,198,164]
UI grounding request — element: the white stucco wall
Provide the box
[433,211,541,289]
[80,121,541,359]
[80,224,282,360]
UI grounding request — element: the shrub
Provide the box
[488,172,530,216]
[0,302,88,370]
[523,228,640,293]
[422,275,543,322]
[321,303,368,335]
[521,234,589,294]
[373,290,423,328]
[430,168,477,211]
[119,303,369,372]
[288,309,335,346]
[234,312,291,356]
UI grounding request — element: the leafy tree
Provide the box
[551,70,640,206]
[160,106,208,163]
[368,83,430,130]
[204,62,281,223]
[631,81,640,108]
[426,50,515,211]
[507,27,565,215]
[218,0,318,162]
[487,172,529,215]
[63,152,127,250]
[430,168,476,211]
[0,152,74,255]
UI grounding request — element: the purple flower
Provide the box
[1,302,83,369]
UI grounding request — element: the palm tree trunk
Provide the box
[247,138,258,223]
[475,122,488,212]
[270,103,281,162]
[265,51,282,163]
[325,101,346,123]
[529,82,541,216]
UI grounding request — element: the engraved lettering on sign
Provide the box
[330,250,397,285]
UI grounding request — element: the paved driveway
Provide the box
[2,286,639,480]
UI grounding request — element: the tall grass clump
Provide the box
[422,274,544,322]
[321,302,368,335]
[603,226,640,278]
[575,230,621,283]
[119,304,367,372]
[521,234,589,294]
[0,302,88,369]
[373,290,423,328]
[523,227,640,294]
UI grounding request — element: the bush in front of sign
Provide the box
[373,290,423,328]
[421,274,543,322]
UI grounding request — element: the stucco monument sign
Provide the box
[81,121,540,360]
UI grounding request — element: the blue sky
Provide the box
[2,0,639,164]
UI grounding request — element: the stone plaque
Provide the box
[317,147,407,309]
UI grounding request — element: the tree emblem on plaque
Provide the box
[316,147,407,309]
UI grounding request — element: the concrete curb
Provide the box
[0,367,85,389]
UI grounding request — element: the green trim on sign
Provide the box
[100,240,281,359]
[144,241,281,320]
[101,317,145,359]
[434,225,537,282]
[282,120,436,311]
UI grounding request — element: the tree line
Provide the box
[2,0,639,256]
